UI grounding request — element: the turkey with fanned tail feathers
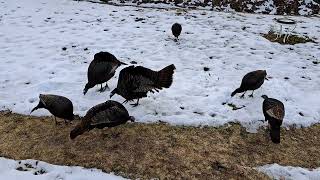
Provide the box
[70,100,134,140]
[110,64,176,106]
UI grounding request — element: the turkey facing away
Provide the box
[30,94,74,124]
[110,64,176,106]
[171,23,182,40]
[70,100,134,139]
[231,70,267,98]
[83,51,127,95]
[262,95,285,144]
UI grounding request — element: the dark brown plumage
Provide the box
[30,94,74,124]
[70,100,134,139]
[231,70,267,98]
[262,95,285,144]
[171,23,182,40]
[110,64,176,106]
[83,51,127,95]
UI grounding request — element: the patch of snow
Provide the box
[0,0,319,131]
[0,157,126,180]
[258,164,320,180]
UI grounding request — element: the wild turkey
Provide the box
[83,51,127,95]
[70,100,134,139]
[171,23,182,40]
[30,94,74,124]
[231,70,267,98]
[110,64,176,106]
[262,95,285,144]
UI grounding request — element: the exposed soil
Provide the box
[0,110,320,179]
[262,31,315,45]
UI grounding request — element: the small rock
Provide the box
[135,17,145,22]
[203,67,210,71]
[210,113,216,117]
[180,106,185,110]
[83,48,88,51]
[193,111,204,115]
[312,61,318,64]
[130,61,137,64]
[284,77,289,80]
[62,47,67,51]
[299,112,304,116]
[16,167,27,171]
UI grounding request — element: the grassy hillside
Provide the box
[0,111,320,179]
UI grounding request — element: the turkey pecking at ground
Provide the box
[262,95,285,144]
[70,100,134,139]
[30,94,75,124]
[110,64,176,106]
[83,51,127,95]
[231,70,267,98]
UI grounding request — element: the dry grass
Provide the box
[262,32,315,45]
[0,111,320,179]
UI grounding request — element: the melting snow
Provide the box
[258,164,320,180]
[0,157,126,180]
[0,0,319,131]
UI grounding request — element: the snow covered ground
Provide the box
[0,157,126,180]
[2,157,320,180]
[0,0,320,131]
[258,164,320,180]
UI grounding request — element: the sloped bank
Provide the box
[92,0,320,15]
[0,111,319,179]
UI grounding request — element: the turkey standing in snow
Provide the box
[262,95,285,144]
[110,64,176,107]
[30,94,74,124]
[231,70,267,98]
[171,23,182,41]
[83,51,127,95]
[70,100,134,139]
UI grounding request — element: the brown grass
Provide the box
[262,32,315,45]
[0,110,320,179]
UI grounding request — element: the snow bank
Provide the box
[0,157,126,180]
[0,0,319,131]
[258,164,320,180]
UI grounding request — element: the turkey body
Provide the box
[262,95,285,144]
[30,94,74,124]
[231,70,267,98]
[110,64,176,106]
[83,51,126,95]
[70,100,134,139]
[171,23,182,40]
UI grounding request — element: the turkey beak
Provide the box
[110,90,115,98]
[120,61,127,65]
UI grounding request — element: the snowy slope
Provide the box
[0,0,319,131]
[0,157,126,180]
[258,164,320,180]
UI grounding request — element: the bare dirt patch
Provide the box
[262,32,315,45]
[0,111,319,179]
